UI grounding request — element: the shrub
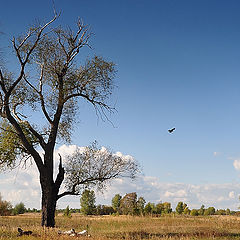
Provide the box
[190,209,199,216]
[13,202,26,215]
[204,207,215,216]
[0,194,12,216]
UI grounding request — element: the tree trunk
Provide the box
[41,189,57,227]
[40,169,58,227]
[40,155,64,227]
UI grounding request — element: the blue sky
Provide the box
[1,0,240,210]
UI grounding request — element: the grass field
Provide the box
[1,214,240,239]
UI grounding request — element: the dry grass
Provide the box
[1,214,240,239]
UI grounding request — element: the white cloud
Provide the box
[229,191,235,199]
[0,144,136,209]
[97,178,240,211]
[1,144,240,211]
[233,159,240,170]
[164,190,187,198]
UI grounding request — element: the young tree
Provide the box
[112,194,122,213]
[144,202,155,216]
[226,208,231,215]
[80,189,96,215]
[198,205,205,215]
[0,14,139,227]
[136,196,146,216]
[175,202,184,214]
[63,205,71,217]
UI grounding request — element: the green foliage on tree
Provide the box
[13,202,26,215]
[80,189,96,215]
[226,208,231,215]
[176,202,184,214]
[63,205,71,218]
[136,196,146,216]
[0,12,139,227]
[155,203,164,215]
[198,205,205,215]
[162,202,172,214]
[111,194,122,213]
[190,209,199,216]
[144,202,155,215]
[204,207,215,216]
[183,207,191,215]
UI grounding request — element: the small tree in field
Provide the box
[63,205,71,217]
[175,202,184,214]
[13,202,26,215]
[163,202,172,214]
[112,194,122,213]
[136,196,146,216]
[80,189,96,215]
[144,202,155,215]
[198,205,205,215]
[0,194,12,216]
[0,13,139,227]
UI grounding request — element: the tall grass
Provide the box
[1,214,240,239]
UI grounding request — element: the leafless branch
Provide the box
[23,70,53,124]
[8,14,58,98]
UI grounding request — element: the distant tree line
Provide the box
[0,193,40,216]
[0,192,237,217]
[74,190,237,217]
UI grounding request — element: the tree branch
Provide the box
[57,175,115,200]
[8,14,58,98]
[3,107,44,172]
[23,71,53,124]
[55,154,65,191]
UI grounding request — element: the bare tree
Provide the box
[0,14,138,227]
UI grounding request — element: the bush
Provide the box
[190,209,199,216]
[96,205,115,215]
[204,207,215,216]
[0,194,12,216]
[13,202,26,215]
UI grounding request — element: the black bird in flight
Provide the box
[168,128,175,133]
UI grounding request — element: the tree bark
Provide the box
[41,187,57,227]
[40,154,64,227]
[40,168,56,227]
